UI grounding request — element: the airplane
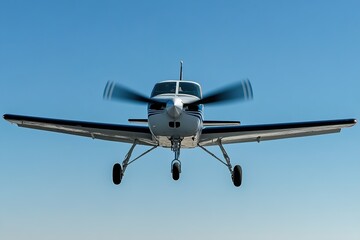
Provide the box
[3,62,357,187]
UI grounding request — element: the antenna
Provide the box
[179,61,183,80]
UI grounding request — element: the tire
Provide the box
[232,165,242,187]
[172,162,180,181]
[113,163,122,185]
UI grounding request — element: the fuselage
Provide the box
[148,80,203,148]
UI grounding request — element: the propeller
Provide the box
[103,81,160,104]
[103,79,253,105]
[191,79,253,105]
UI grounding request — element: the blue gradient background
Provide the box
[1,1,359,239]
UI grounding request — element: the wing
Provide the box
[3,114,157,146]
[199,119,357,146]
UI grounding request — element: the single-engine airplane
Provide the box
[3,62,357,187]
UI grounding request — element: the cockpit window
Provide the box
[151,82,177,97]
[178,82,201,98]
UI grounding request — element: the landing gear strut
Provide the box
[171,138,182,181]
[112,140,157,185]
[198,140,243,187]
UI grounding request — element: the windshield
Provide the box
[151,82,177,97]
[178,82,201,98]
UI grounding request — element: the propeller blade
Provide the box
[103,81,156,104]
[192,79,253,105]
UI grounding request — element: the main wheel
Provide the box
[172,162,180,181]
[232,165,242,187]
[113,163,122,185]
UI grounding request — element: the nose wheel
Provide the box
[171,160,181,181]
[170,138,182,181]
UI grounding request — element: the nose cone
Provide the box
[166,98,183,119]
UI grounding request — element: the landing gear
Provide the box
[172,161,181,181]
[232,165,242,187]
[112,139,242,187]
[198,140,243,188]
[113,163,122,185]
[112,141,157,185]
[170,138,182,181]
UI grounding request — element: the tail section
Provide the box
[179,61,183,80]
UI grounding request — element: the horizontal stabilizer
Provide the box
[128,119,148,124]
[127,119,241,126]
[203,120,240,126]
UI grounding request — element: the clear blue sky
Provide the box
[1,1,359,239]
